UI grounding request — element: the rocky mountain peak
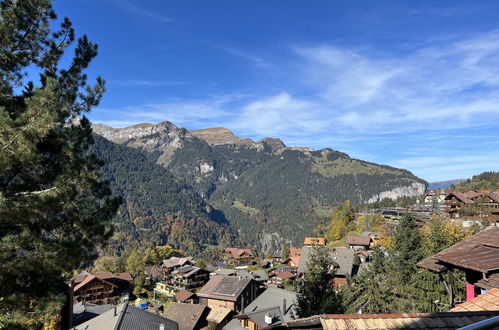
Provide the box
[189,127,254,146]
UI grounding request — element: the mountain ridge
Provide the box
[92,121,427,252]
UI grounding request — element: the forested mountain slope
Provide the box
[453,171,499,190]
[93,121,427,253]
[91,135,236,255]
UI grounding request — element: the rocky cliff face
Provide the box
[366,182,426,204]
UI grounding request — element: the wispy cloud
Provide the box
[108,0,171,23]
[92,29,499,180]
[216,46,270,68]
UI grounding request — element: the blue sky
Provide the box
[54,0,499,182]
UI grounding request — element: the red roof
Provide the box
[289,248,302,257]
[175,290,195,302]
[303,237,325,246]
[451,288,499,312]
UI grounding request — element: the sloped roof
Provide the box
[297,247,354,276]
[75,302,178,330]
[489,192,499,204]
[445,191,473,204]
[163,257,194,269]
[175,290,195,302]
[289,248,302,257]
[74,274,116,292]
[98,272,133,282]
[243,287,297,321]
[303,237,325,246]
[451,288,499,312]
[198,275,254,302]
[476,273,499,290]
[216,269,237,276]
[163,303,207,330]
[330,248,355,276]
[250,269,269,281]
[243,306,284,328]
[73,302,114,326]
[418,226,499,273]
[275,271,296,280]
[289,256,301,266]
[224,248,254,259]
[345,236,371,246]
[206,306,234,324]
[319,311,499,329]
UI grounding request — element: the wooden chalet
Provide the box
[417,226,499,305]
[72,271,133,305]
[169,265,210,291]
[222,248,255,266]
[345,236,371,250]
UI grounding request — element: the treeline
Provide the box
[453,171,499,190]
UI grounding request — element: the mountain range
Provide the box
[92,121,427,255]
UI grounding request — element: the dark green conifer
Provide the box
[295,246,343,317]
[0,0,119,326]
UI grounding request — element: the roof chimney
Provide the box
[160,323,165,330]
[265,313,273,325]
[283,299,287,314]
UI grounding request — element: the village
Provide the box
[68,188,499,329]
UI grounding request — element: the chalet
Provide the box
[223,248,255,266]
[424,189,448,204]
[268,271,296,287]
[163,303,210,330]
[169,265,210,291]
[303,237,325,246]
[161,257,196,275]
[418,226,499,305]
[444,191,475,218]
[72,271,133,305]
[198,275,259,312]
[73,302,178,330]
[330,248,355,289]
[287,248,302,268]
[345,236,371,250]
[144,265,163,282]
[271,251,282,264]
[226,287,296,330]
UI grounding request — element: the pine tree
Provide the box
[0,0,119,327]
[295,246,344,317]
[343,247,393,313]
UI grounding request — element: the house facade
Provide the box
[198,275,259,312]
[222,248,255,266]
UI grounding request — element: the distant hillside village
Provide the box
[366,188,499,227]
[67,185,499,330]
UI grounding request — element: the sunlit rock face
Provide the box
[367,182,427,204]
